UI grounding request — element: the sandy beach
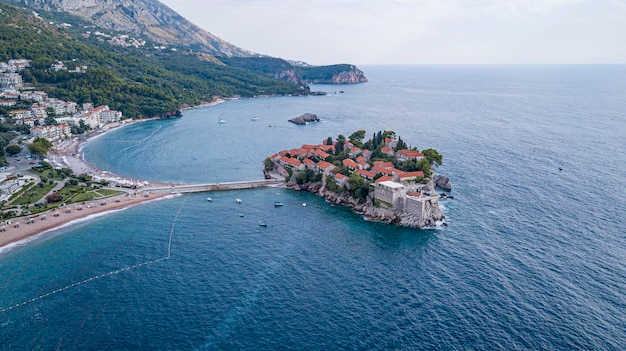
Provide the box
[1,117,174,252]
[0,192,170,251]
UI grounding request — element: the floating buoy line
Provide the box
[0,194,189,314]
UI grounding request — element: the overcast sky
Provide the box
[159,0,626,65]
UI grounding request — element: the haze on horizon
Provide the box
[160,0,625,66]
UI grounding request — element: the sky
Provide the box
[159,0,626,65]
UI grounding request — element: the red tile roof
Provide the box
[356,169,377,179]
[315,149,331,159]
[374,161,394,169]
[397,171,425,180]
[375,175,394,183]
[396,149,424,159]
[317,161,334,170]
[372,166,393,175]
[342,158,358,168]
[280,156,303,168]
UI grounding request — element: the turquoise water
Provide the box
[1,65,626,349]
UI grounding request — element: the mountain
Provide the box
[3,0,254,57]
[2,0,367,84]
[0,2,307,118]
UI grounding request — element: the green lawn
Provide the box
[57,186,125,204]
[11,182,57,206]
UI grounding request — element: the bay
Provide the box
[1,65,625,350]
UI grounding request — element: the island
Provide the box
[264,130,451,228]
[288,113,321,125]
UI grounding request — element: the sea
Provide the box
[1,65,625,350]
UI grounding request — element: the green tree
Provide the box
[422,148,443,166]
[347,173,369,203]
[349,130,366,142]
[28,138,53,156]
[264,157,273,171]
[5,144,21,156]
[336,134,346,154]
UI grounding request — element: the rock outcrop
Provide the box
[432,174,452,191]
[288,113,320,125]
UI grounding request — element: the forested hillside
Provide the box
[0,3,307,118]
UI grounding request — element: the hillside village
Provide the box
[0,58,125,213]
[1,59,122,134]
[265,131,449,228]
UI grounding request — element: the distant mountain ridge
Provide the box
[3,0,367,84]
[2,0,255,57]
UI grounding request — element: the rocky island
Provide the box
[288,113,321,125]
[264,130,451,228]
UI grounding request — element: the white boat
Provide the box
[218,117,226,124]
[251,117,260,121]
[259,221,267,227]
[207,197,212,202]
[236,198,242,203]
[302,203,307,207]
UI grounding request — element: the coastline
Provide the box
[0,116,177,253]
[0,192,171,253]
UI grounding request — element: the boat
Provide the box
[302,203,307,207]
[239,213,244,217]
[251,117,260,121]
[236,198,242,203]
[218,117,226,124]
[207,197,212,202]
[259,221,267,227]
[274,201,283,207]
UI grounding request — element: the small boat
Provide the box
[236,198,242,203]
[302,203,307,207]
[259,221,267,227]
[251,117,260,121]
[218,117,226,124]
[274,201,283,207]
[207,197,212,202]
[239,213,244,217]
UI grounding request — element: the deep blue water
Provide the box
[1,65,625,350]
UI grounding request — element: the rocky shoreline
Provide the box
[266,167,451,228]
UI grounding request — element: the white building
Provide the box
[0,73,23,89]
[374,180,406,210]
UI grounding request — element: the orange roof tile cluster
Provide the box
[356,169,377,179]
[342,158,358,168]
[375,175,394,183]
[396,149,424,159]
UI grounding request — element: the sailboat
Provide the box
[218,116,226,124]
